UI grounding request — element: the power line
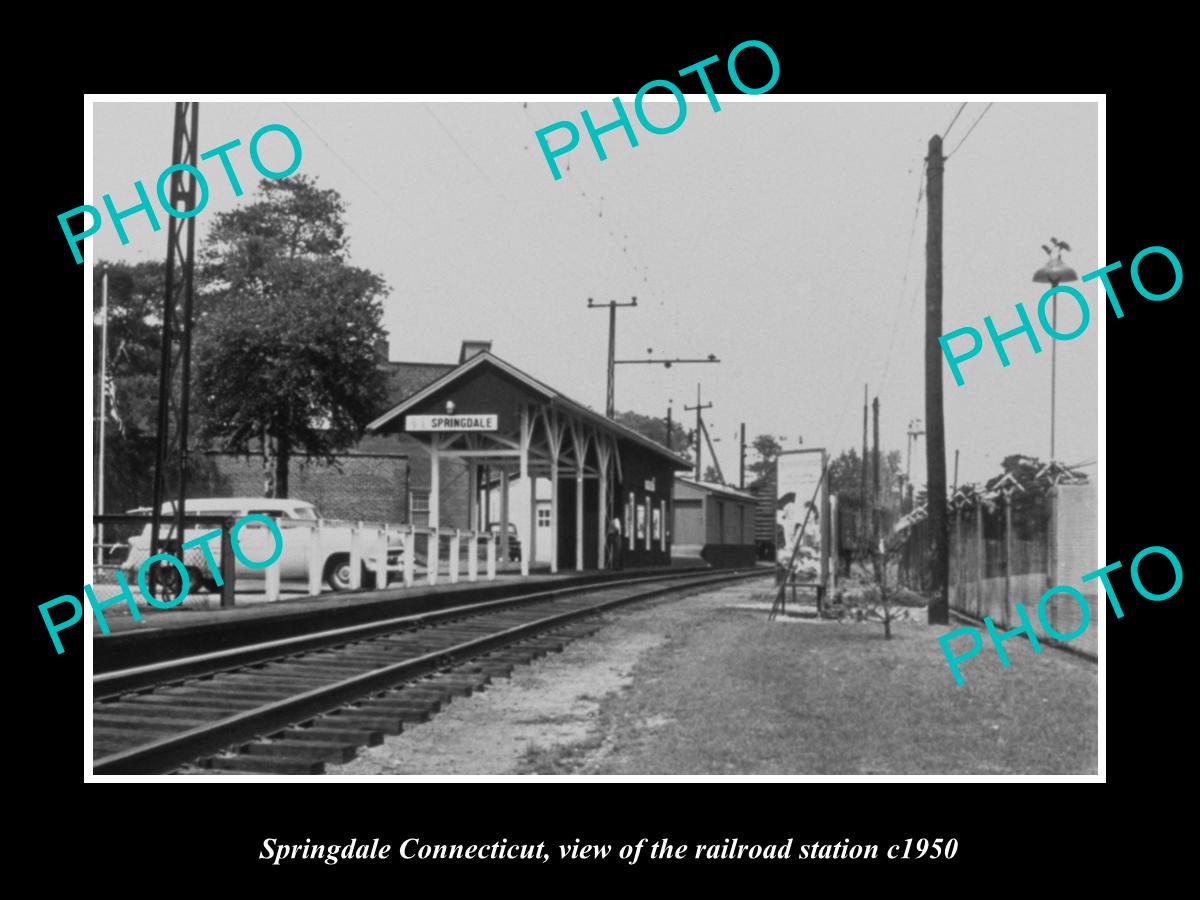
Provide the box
[941,102,967,141]
[421,103,509,201]
[519,102,656,298]
[947,102,994,158]
[877,160,927,388]
[283,102,397,212]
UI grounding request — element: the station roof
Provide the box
[368,350,694,469]
[675,477,758,502]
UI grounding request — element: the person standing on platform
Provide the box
[608,514,623,571]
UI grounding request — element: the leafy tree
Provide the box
[746,434,782,482]
[986,453,1052,539]
[195,175,390,497]
[613,409,690,456]
[702,464,722,484]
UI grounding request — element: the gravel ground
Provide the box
[328,578,1098,776]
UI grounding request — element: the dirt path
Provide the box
[329,579,1098,776]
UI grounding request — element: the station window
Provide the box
[537,506,551,527]
[410,491,430,528]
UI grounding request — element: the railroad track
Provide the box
[93,568,768,775]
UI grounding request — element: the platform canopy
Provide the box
[367,351,692,575]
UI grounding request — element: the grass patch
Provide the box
[587,609,1096,775]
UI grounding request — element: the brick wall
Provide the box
[194,452,410,523]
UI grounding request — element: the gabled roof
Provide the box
[382,361,456,409]
[368,351,694,469]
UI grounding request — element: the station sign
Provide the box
[406,414,498,432]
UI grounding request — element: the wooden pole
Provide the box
[861,383,868,546]
[925,133,950,625]
[872,396,881,549]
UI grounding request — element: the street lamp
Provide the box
[1033,241,1079,463]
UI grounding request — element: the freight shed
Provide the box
[672,477,758,567]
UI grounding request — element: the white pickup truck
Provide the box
[121,497,404,593]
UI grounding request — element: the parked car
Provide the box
[122,498,404,593]
[488,522,522,562]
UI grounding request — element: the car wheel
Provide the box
[324,554,353,592]
[147,560,185,604]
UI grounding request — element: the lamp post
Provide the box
[1033,244,1079,462]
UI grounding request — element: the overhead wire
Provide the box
[946,102,994,158]
[877,160,927,389]
[941,102,968,141]
[283,102,407,220]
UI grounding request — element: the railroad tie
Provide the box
[203,753,325,775]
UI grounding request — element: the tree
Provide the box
[613,409,689,456]
[195,175,390,497]
[746,434,782,482]
[703,464,722,484]
[987,454,1052,539]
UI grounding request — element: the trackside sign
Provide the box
[406,414,498,431]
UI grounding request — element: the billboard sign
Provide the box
[776,448,829,585]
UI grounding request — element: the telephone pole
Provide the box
[665,401,673,451]
[925,134,949,625]
[685,384,713,481]
[739,422,746,489]
[860,384,868,542]
[872,396,881,549]
[587,296,637,418]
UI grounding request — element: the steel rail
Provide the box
[95,568,758,699]
[94,568,767,775]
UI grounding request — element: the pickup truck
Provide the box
[121,497,405,593]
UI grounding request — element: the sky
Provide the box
[90,98,1099,490]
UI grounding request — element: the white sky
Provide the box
[91,98,1098,489]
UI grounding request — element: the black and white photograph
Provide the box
[76,94,1109,782]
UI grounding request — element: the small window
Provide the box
[410,491,430,528]
[537,507,551,527]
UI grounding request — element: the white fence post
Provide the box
[468,531,479,583]
[450,530,461,584]
[307,521,324,596]
[265,548,281,602]
[374,525,389,588]
[428,529,439,586]
[349,520,363,590]
[486,533,496,581]
[404,525,415,588]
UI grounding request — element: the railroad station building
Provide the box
[366,344,694,573]
[190,339,692,572]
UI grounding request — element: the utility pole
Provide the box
[872,396,881,549]
[861,384,868,543]
[665,402,673,451]
[739,422,746,489]
[700,418,725,484]
[685,384,712,481]
[96,265,109,567]
[149,102,200,600]
[925,133,949,625]
[587,296,637,418]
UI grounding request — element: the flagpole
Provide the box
[97,265,109,567]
